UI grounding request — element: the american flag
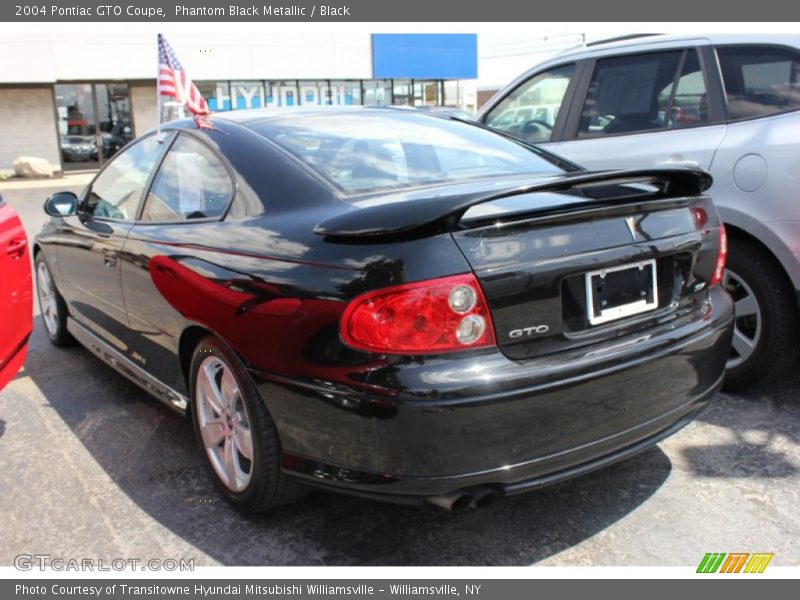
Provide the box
[157,34,209,116]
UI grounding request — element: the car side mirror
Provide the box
[44,191,78,217]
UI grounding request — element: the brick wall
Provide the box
[131,84,158,136]
[0,87,60,172]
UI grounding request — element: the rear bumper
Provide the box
[254,286,733,501]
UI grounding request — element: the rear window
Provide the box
[251,111,567,194]
[717,45,800,120]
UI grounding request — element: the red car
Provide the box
[0,193,32,390]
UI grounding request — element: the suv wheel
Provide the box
[189,336,306,513]
[722,240,799,391]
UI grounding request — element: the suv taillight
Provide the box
[340,273,496,354]
[710,224,728,287]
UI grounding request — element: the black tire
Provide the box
[189,335,306,513]
[722,240,799,391]
[34,252,75,347]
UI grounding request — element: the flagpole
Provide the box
[155,33,162,139]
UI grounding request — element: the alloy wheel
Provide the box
[195,356,254,492]
[724,268,762,370]
[37,261,59,337]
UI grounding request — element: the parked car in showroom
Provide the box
[60,135,98,163]
[479,34,800,389]
[0,193,32,390]
[34,108,732,512]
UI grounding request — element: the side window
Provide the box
[484,64,574,144]
[657,51,710,128]
[578,51,684,137]
[717,45,800,120]
[141,135,233,222]
[83,135,166,220]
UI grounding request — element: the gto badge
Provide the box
[509,325,550,338]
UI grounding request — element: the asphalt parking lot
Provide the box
[1,179,799,567]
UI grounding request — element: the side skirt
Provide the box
[67,317,189,413]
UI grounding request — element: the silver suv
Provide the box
[478,34,800,390]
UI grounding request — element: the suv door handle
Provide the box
[6,238,26,259]
[657,158,699,169]
[103,250,117,268]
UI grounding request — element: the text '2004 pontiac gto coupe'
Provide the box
[34,108,733,512]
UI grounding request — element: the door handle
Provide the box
[103,250,117,268]
[6,238,26,259]
[657,158,699,169]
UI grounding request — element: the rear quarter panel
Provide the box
[119,212,472,397]
[709,110,800,290]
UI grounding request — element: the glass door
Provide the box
[392,79,413,106]
[362,80,392,105]
[54,83,132,171]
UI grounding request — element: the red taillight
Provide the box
[710,224,728,286]
[340,273,496,354]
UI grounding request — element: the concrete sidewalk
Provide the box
[0,171,96,192]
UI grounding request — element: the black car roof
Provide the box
[212,105,425,126]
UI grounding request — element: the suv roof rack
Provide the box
[585,33,663,48]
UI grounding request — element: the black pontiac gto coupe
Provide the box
[34,108,733,512]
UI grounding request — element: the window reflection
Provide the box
[259,112,565,194]
[142,136,233,222]
[718,45,800,120]
[85,135,166,220]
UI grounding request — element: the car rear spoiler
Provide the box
[313,168,712,239]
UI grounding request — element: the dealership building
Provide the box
[0,32,477,173]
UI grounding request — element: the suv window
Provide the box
[83,135,166,220]
[717,45,800,120]
[657,51,710,128]
[141,135,233,222]
[578,50,708,137]
[484,64,574,144]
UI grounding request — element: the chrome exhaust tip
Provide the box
[425,491,473,511]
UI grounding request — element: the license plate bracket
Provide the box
[585,259,658,326]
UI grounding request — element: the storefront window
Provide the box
[297,81,329,106]
[363,80,392,105]
[184,79,445,113]
[414,80,441,106]
[96,84,132,160]
[329,81,362,105]
[198,81,231,112]
[55,83,131,171]
[444,81,461,106]
[392,79,413,105]
[266,81,299,107]
[229,81,267,109]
